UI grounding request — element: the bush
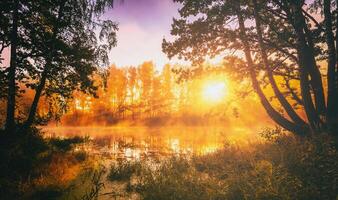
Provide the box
[49,136,85,152]
[0,127,49,199]
[107,161,142,182]
[26,185,63,200]
[74,151,87,162]
[0,128,88,200]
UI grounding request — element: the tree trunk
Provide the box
[331,0,338,131]
[303,24,326,117]
[336,0,338,75]
[23,1,65,130]
[236,6,307,135]
[252,0,307,128]
[24,69,48,128]
[298,57,320,131]
[282,1,326,120]
[294,33,321,131]
[290,2,324,131]
[336,0,338,76]
[324,0,338,129]
[5,0,19,132]
[336,0,338,114]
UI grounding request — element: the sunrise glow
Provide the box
[2,0,335,198]
[202,81,228,103]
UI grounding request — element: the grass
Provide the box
[107,129,338,200]
[0,127,94,200]
[2,127,338,199]
[107,160,142,182]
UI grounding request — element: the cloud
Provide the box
[106,0,182,69]
[108,22,170,70]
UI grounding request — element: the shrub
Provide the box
[49,136,85,152]
[25,185,63,200]
[74,151,87,162]
[0,128,88,200]
[107,161,142,182]
[0,127,49,199]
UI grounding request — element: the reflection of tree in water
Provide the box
[85,135,222,161]
[44,126,234,162]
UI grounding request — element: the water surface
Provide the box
[43,126,256,160]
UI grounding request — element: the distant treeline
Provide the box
[60,62,232,126]
[0,61,237,126]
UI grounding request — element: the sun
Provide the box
[202,81,228,103]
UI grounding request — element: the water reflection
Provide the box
[43,126,229,160]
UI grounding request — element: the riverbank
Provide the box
[104,129,338,200]
[1,127,337,200]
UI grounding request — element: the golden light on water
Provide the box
[202,81,228,103]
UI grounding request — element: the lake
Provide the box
[42,126,256,160]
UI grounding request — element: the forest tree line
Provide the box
[1,61,237,126]
[46,61,236,126]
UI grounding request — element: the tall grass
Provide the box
[107,161,142,182]
[109,129,338,200]
[0,127,94,200]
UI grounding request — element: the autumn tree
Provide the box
[161,64,174,114]
[107,66,119,115]
[139,61,155,117]
[127,66,139,119]
[115,68,128,118]
[151,75,162,117]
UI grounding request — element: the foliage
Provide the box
[78,166,106,200]
[0,127,90,199]
[107,160,142,182]
[74,151,88,162]
[0,127,48,199]
[163,0,338,134]
[1,0,118,130]
[56,61,235,126]
[133,157,227,200]
[49,136,85,152]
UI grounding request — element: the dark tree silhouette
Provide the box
[163,0,338,135]
[0,0,118,132]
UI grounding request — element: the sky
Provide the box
[0,0,184,70]
[105,0,183,70]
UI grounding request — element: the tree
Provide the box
[127,66,139,119]
[115,68,128,118]
[162,64,174,114]
[139,61,155,117]
[1,0,118,132]
[107,65,117,113]
[151,75,162,117]
[163,0,338,135]
[1,0,20,131]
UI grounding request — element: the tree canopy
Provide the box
[0,0,118,132]
[163,0,338,135]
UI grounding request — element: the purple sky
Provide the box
[0,0,183,70]
[105,0,183,69]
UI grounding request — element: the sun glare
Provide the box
[202,81,228,103]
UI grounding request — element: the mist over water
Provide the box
[43,126,260,160]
